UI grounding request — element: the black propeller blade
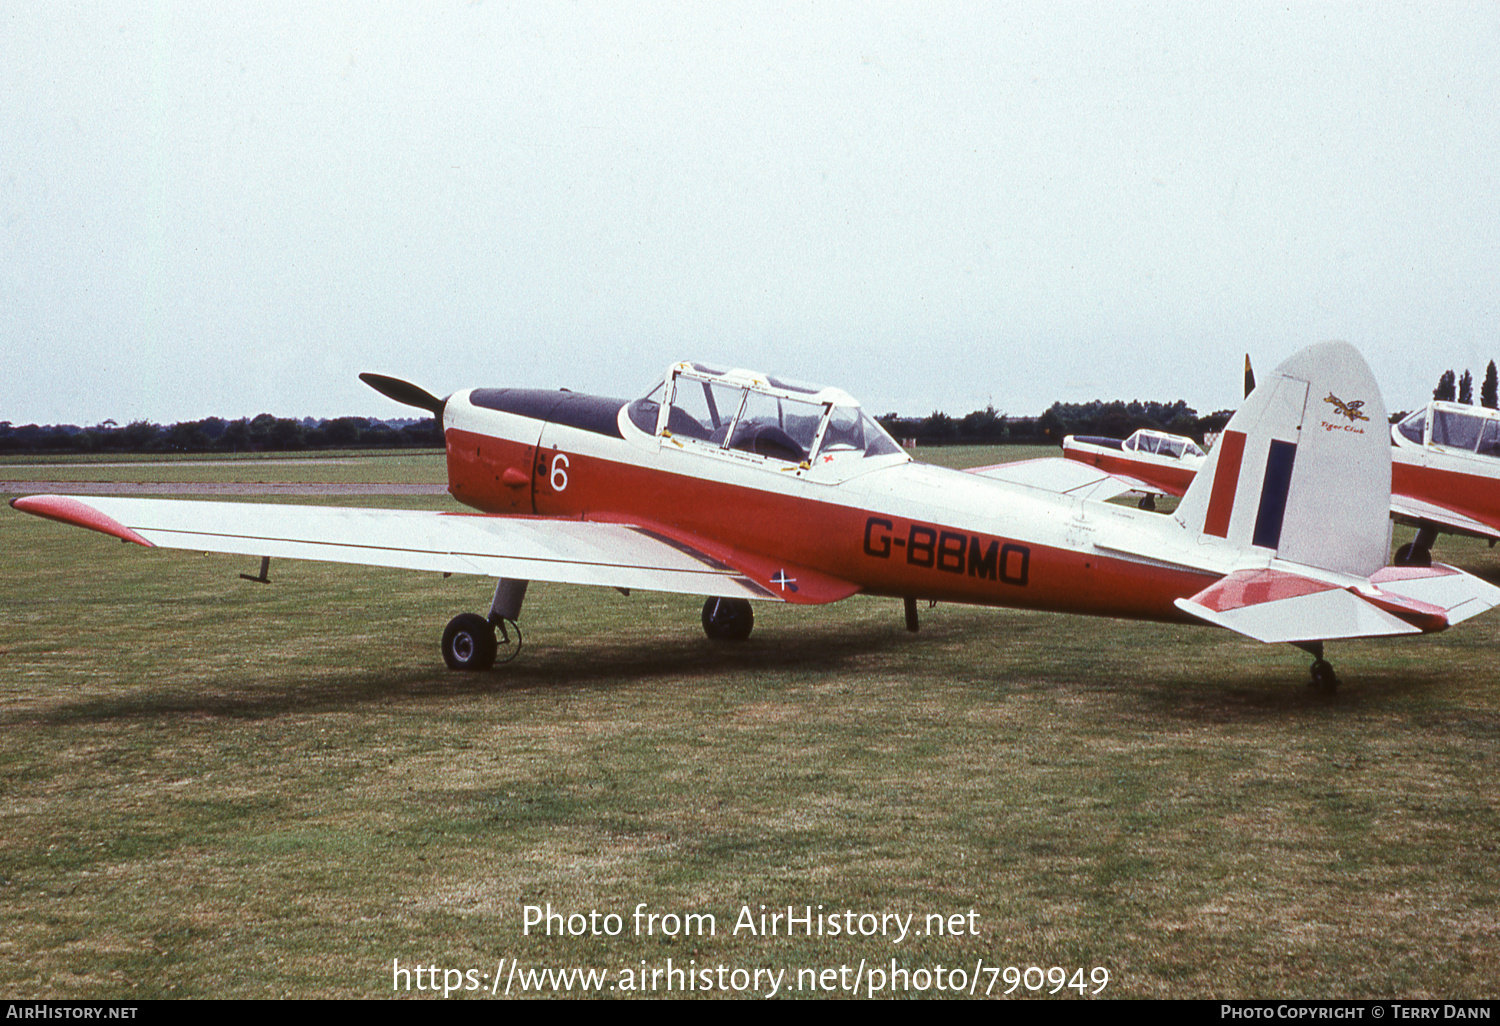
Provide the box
[359,373,447,416]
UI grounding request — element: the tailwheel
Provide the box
[1137,494,1156,512]
[702,597,754,641]
[441,613,498,671]
[1393,542,1431,567]
[1295,640,1339,693]
[1309,659,1340,693]
[1395,524,1439,567]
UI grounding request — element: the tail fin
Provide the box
[1174,341,1391,577]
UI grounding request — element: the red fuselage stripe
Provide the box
[1392,458,1500,533]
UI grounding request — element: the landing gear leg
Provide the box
[486,578,526,664]
[1294,641,1339,692]
[702,597,754,641]
[1394,524,1439,567]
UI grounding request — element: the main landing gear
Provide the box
[1394,524,1439,568]
[702,597,754,641]
[439,582,758,670]
[441,578,527,671]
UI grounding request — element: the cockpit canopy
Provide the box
[1395,401,1500,458]
[627,361,906,465]
[1122,429,1205,461]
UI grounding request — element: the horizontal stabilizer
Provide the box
[1369,564,1500,627]
[1177,570,1420,643]
[1171,565,1497,643]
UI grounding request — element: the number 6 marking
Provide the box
[550,453,570,491]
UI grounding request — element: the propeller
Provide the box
[1244,354,1256,398]
[359,372,447,416]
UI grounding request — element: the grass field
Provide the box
[0,449,451,485]
[2,448,1499,999]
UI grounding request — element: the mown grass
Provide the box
[0,443,1053,484]
[0,444,1050,483]
[1,451,1499,999]
[0,450,449,485]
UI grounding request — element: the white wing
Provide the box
[1389,494,1500,541]
[12,494,782,601]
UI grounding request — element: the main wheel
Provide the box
[442,613,498,670]
[1394,542,1431,567]
[702,597,754,641]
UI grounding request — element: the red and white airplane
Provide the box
[1062,388,1500,568]
[1060,429,1205,507]
[1388,400,1500,564]
[13,341,1500,688]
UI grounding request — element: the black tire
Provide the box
[1394,542,1432,568]
[442,613,498,671]
[702,597,754,641]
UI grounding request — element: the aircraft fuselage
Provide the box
[440,387,1217,623]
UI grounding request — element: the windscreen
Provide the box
[1396,409,1425,445]
[627,381,664,434]
[1432,408,1484,451]
[819,405,904,459]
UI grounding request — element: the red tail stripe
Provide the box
[1203,430,1246,538]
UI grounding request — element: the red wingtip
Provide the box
[11,495,155,547]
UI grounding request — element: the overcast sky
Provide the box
[4,2,1500,426]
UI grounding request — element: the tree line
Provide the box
[877,399,1234,447]
[13,356,1497,456]
[0,414,443,454]
[4,398,1245,455]
[1433,361,1500,408]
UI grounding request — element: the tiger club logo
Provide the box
[1324,393,1370,423]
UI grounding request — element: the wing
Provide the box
[965,457,1143,502]
[11,495,858,605]
[1389,493,1500,541]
